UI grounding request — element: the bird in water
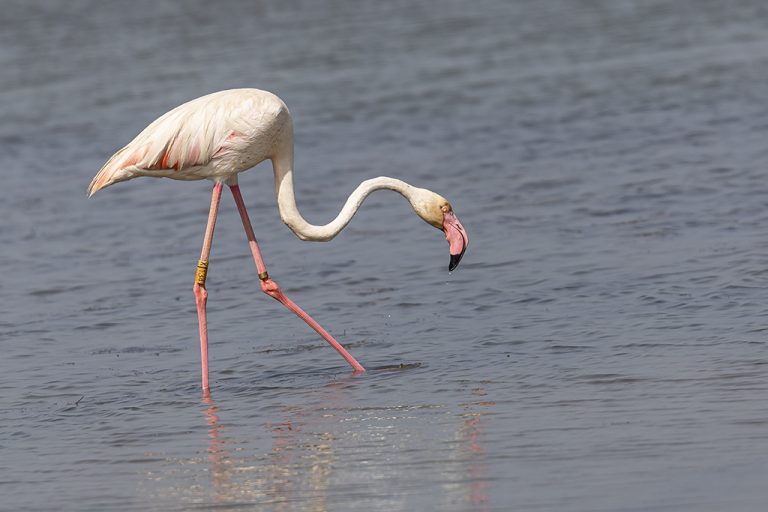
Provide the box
[88,88,468,392]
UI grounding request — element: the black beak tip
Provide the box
[449,251,465,272]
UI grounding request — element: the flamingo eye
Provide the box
[441,204,451,213]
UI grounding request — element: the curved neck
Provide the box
[272,151,413,241]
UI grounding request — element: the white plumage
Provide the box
[89,89,288,190]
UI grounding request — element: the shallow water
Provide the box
[3,0,768,510]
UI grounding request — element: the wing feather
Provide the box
[88,89,283,196]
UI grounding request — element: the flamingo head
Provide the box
[408,188,468,271]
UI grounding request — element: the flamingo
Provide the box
[88,88,468,391]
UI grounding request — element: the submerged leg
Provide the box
[194,182,224,391]
[229,184,365,373]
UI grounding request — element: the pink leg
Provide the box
[194,183,224,391]
[229,184,365,373]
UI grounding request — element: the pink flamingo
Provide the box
[88,88,468,391]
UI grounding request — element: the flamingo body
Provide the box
[89,89,288,193]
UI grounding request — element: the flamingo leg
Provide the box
[229,184,365,373]
[194,182,224,391]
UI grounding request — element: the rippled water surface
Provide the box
[3,1,768,510]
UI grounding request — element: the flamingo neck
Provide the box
[271,151,413,241]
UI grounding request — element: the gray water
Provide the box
[3,0,768,510]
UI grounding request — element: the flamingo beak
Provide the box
[443,210,468,271]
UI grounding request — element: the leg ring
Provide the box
[196,259,209,286]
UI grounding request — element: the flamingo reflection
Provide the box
[146,379,495,510]
[197,382,350,510]
[201,393,233,504]
[456,387,495,509]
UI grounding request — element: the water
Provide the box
[2,0,768,510]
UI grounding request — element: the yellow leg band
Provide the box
[195,259,209,286]
[258,271,269,281]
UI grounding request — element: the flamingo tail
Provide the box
[87,147,135,197]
